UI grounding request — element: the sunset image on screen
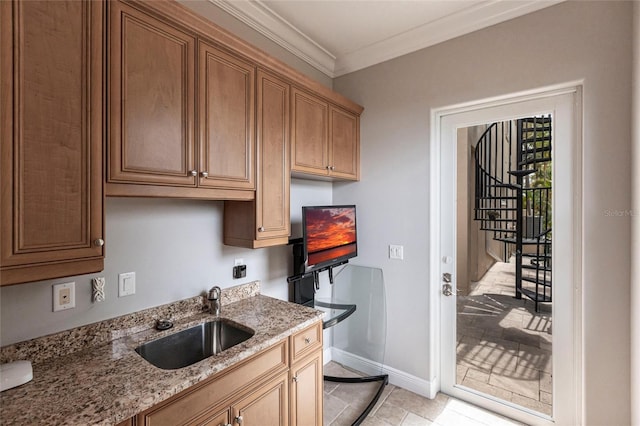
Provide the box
[305,207,357,266]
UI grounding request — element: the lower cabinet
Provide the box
[132,323,322,426]
[290,352,323,426]
[229,371,289,426]
[189,372,288,426]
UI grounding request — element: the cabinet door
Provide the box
[0,0,104,285]
[231,372,288,426]
[108,1,196,186]
[198,42,255,190]
[290,352,323,426]
[329,106,360,181]
[256,70,290,241]
[223,70,289,248]
[291,88,329,177]
[190,407,230,426]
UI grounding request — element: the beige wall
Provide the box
[334,2,633,423]
[456,126,497,296]
[631,2,640,425]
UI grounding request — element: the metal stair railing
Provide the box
[473,116,552,311]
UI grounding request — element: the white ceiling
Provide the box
[209,0,563,78]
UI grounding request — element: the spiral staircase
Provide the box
[473,116,552,311]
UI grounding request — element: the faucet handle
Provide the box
[208,286,221,301]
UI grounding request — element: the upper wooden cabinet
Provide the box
[107,1,254,199]
[198,41,255,190]
[291,88,360,181]
[108,0,196,187]
[0,0,105,286]
[329,106,360,180]
[224,70,290,248]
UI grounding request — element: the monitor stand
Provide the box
[314,300,389,426]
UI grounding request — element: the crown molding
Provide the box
[209,0,337,77]
[211,0,563,79]
[333,1,563,76]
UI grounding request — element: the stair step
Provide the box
[508,169,536,178]
[480,227,517,233]
[477,196,519,200]
[521,276,552,286]
[521,288,552,303]
[522,253,551,259]
[487,184,520,190]
[522,264,552,272]
[494,237,546,244]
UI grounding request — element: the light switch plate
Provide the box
[53,282,75,312]
[118,272,136,297]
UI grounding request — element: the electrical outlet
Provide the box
[389,245,404,260]
[53,282,75,312]
[233,264,247,279]
[118,272,136,297]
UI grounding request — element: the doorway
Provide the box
[430,85,582,426]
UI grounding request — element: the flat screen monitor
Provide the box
[302,205,357,272]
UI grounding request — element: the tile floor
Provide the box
[323,259,552,425]
[456,259,552,415]
[323,362,523,426]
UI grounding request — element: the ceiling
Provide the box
[209,0,562,78]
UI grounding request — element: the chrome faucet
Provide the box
[208,286,221,316]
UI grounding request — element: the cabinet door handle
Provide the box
[189,170,198,176]
[234,415,243,425]
[200,171,209,178]
[258,226,265,232]
[330,165,335,171]
[94,238,104,247]
[292,375,298,383]
[304,337,311,344]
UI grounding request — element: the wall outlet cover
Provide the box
[389,245,404,260]
[53,282,75,312]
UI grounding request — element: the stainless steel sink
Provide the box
[135,319,254,370]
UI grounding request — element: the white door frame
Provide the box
[429,82,583,425]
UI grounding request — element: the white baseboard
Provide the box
[330,348,437,399]
[323,347,333,365]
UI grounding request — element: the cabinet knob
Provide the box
[201,171,208,178]
[330,166,335,171]
[189,170,198,176]
[258,226,265,232]
[292,375,298,383]
[94,238,104,247]
[234,416,243,425]
[304,337,311,344]
[325,165,331,170]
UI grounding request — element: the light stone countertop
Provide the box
[0,288,324,425]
